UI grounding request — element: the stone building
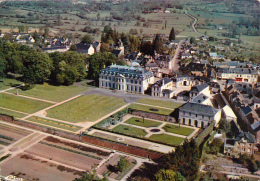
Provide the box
[179,102,221,128]
[189,83,210,99]
[99,65,154,94]
[151,78,173,98]
[224,132,256,157]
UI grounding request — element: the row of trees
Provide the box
[0,41,118,86]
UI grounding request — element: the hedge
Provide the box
[94,108,128,128]
[0,134,14,141]
[0,154,11,162]
[195,121,215,146]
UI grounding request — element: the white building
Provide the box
[190,83,210,99]
[218,68,259,84]
[179,102,221,128]
[190,93,213,107]
[222,105,237,122]
[151,77,174,98]
[99,65,154,94]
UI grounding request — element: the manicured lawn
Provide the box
[112,125,147,137]
[162,124,195,136]
[136,98,184,109]
[47,94,126,123]
[27,116,82,132]
[148,134,185,146]
[0,93,53,114]
[129,104,174,115]
[124,117,162,128]
[0,107,27,118]
[0,78,23,90]
[7,83,89,102]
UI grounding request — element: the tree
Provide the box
[69,44,77,51]
[153,34,163,54]
[115,157,130,172]
[169,27,175,41]
[218,119,231,133]
[74,167,108,181]
[163,139,200,181]
[190,37,196,44]
[155,169,186,181]
[81,34,93,44]
[207,138,223,154]
[88,52,117,80]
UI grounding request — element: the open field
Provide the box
[148,134,185,146]
[0,78,23,90]
[0,153,84,181]
[0,93,53,114]
[124,117,162,128]
[7,83,89,102]
[136,98,184,109]
[162,124,195,136]
[112,125,147,137]
[25,142,103,171]
[0,107,27,118]
[47,94,126,123]
[27,116,82,132]
[129,103,174,115]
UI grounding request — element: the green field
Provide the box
[124,117,162,128]
[129,104,174,115]
[112,125,147,137]
[7,83,89,102]
[163,124,195,136]
[27,116,82,132]
[136,98,184,109]
[0,78,23,90]
[0,107,27,118]
[47,94,126,123]
[148,134,185,146]
[0,93,53,114]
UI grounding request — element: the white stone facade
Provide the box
[99,65,154,94]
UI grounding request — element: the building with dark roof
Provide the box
[75,43,95,55]
[151,78,173,98]
[190,83,210,99]
[99,65,154,94]
[224,132,256,157]
[179,102,221,128]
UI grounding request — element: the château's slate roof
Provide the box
[179,102,217,116]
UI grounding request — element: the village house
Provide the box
[75,43,95,55]
[151,77,174,98]
[190,83,210,99]
[224,132,256,157]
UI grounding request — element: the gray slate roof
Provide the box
[191,83,209,92]
[190,93,209,104]
[235,132,255,143]
[251,121,260,132]
[179,102,218,116]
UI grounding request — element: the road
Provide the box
[172,39,185,72]
[184,10,203,35]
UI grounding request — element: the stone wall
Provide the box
[130,110,175,122]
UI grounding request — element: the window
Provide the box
[196,114,197,117]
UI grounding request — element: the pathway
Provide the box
[3,92,57,104]
[134,102,175,110]
[172,39,185,71]
[185,10,203,35]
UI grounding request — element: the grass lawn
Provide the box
[124,117,162,128]
[148,134,184,146]
[27,116,82,132]
[7,83,89,102]
[112,125,147,137]
[136,98,184,109]
[47,94,126,123]
[0,78,23,90]
[129,104,173,115]
[0,107,27,118]
[162,124,195,136]
[0,93,53,114]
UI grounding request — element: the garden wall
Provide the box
[0,114,164,160]
[130,110,175,122]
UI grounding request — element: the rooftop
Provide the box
[190,93,209,104]
[235,132,255,143]
[179,102,218,116]
[100,65,153,79]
